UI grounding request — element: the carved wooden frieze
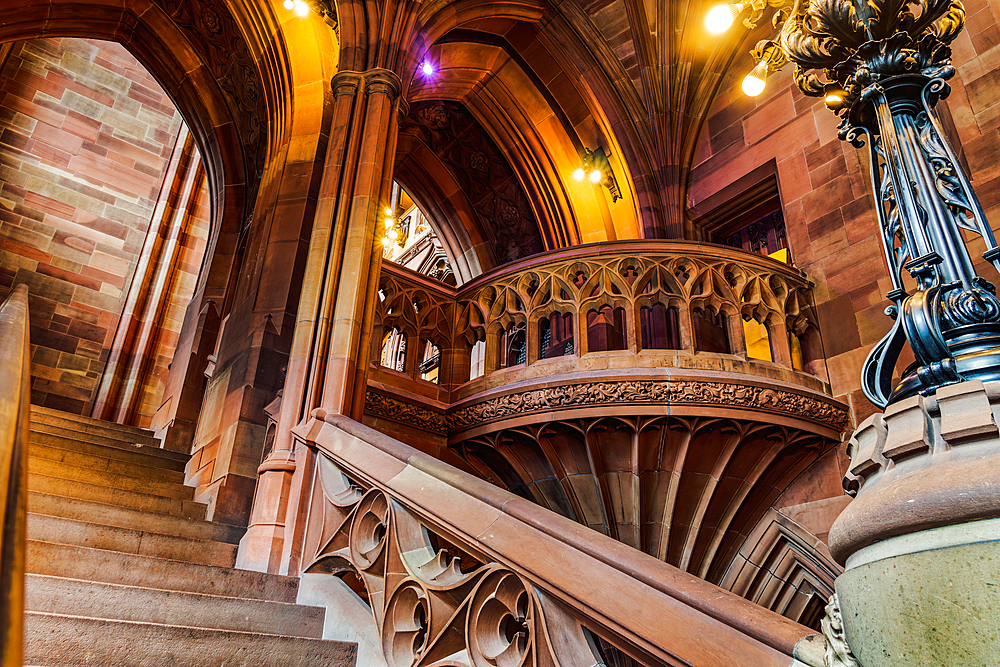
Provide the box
[364,378,849,436]
[364,391,448,435]
[448,379,849,432]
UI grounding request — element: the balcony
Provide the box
[365,241,848,616]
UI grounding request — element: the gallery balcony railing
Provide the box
[369,240,841,435]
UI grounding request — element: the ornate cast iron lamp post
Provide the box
[713,0,1000,409]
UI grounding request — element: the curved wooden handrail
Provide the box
[0,284,30,667]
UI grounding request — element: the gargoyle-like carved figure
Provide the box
[769,0,1000,406]
[305,455,607,667]
[821,594,860,667]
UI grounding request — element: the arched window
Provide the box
[693,307,730,354]
[743,318,773,361]
[469,339,486,380]
[419,339,441,383]
[380,327,407,372]
[587,306,627,352]
[639,304,681,350]
[540,312,574,359]
[499,324,526,368]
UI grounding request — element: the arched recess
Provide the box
[0,0,266,311]
[410,0,662,240]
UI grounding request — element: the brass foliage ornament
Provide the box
[776,0,965,109]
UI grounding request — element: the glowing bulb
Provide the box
[573,168,586,181]
[589,169,603,184]
[387,228,398,240]
[705,3,743,34]
[293,0,309,15]
[825,93,843,104]
[384,217,394,227]
[283,0,294,8]
[385,207,393,216]
[382,237,392,246]
[421,62,434,76]
[741,59,768,97]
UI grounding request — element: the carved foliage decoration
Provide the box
[400,101,544,266]
[306,455,605,667]
[777,0,965,105]
[448,380,849,432]
[157,0,266,191]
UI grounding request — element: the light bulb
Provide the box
[384,207,392,216]
[384,217,394,227]
[589,169,603,184]
[742,59,768,97]
[293,0,309,15]
[283,0,294,8]
[421,62,434,76]
[387,228,398,240]
[382,237,392,246]
[573,168,586,181]
[705,3,743,34]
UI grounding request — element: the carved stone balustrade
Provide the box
[295,412,827,667]
[371,240,831,405]
[365,242,850,620]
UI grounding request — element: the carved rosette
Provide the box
[305,456,605,667]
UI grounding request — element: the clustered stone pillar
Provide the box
[238,68,404,574]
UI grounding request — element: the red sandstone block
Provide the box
[61,110,102,142]
[80,265,126,289]
[31,118,83,153]
[32,142,74,170]
[0,237,51,263]
[36,263,102,292]
[24,192,76,221]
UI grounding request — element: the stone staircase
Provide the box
[23,405,357,666]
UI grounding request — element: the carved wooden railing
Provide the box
[373,240,828,402]
[297,411,826,667]
[0,284,30,667]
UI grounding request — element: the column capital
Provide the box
[331,70,364,98]
[363,68,402,101]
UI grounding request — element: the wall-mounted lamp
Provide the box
[381,207,399,251]
[573,147,621,202]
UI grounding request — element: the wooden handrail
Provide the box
[0,284,30,667]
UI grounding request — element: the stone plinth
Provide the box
[828,380,1000,667]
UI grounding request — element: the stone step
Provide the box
[27,428,187,471]
[30,404,161,444]
[25,612,356,666]
[29,420,166,453]
[29,439,186,484]
[25,575,326,638]
[28,513,238,568]
[28,491,242,544]
[28,457,195,500]
[28,473,207,520]
[27,540,300,603]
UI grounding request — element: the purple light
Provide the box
[421,61,434,76]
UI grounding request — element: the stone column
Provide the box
[826,380,1000,666]
[238,68,404,574]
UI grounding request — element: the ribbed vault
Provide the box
[453,415,836,585]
